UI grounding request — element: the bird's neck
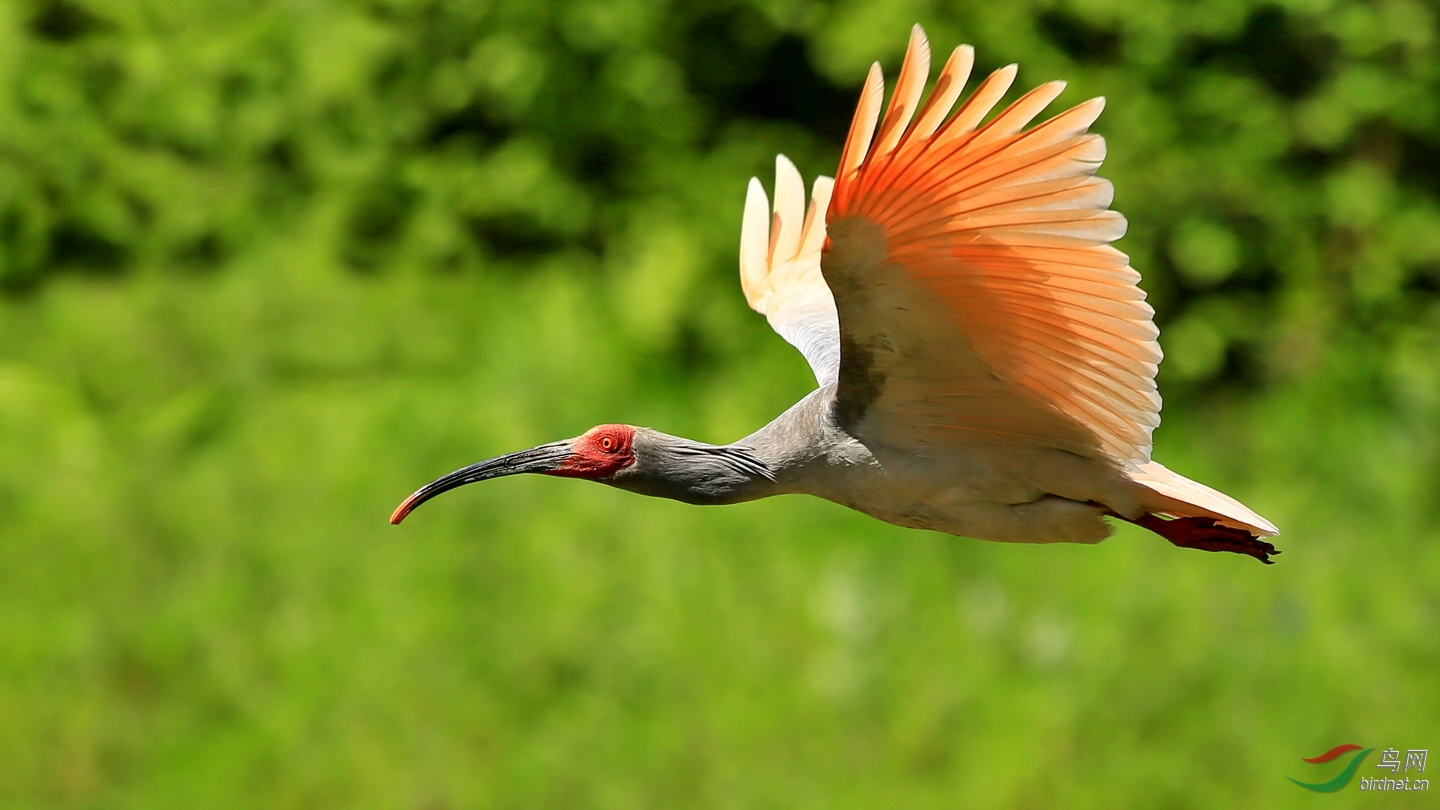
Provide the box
[604,430,780,506]
[607,388,857,506]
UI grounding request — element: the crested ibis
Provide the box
[392,25,1280,563]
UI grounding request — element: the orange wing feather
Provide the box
[827,25,1160,467]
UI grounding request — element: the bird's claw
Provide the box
[1135,515,1281,564]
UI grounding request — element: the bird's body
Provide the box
[394,26,1280,562]
[743,386,1131,545]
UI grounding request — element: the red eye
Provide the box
[600,436,615,451]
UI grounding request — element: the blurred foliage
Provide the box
[4,0,1440,391]
[1,0,1437,807]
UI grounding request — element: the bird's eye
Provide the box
[600,436,615,451]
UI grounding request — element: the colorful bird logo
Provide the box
[1288,744,1374,792]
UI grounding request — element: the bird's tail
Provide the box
[1130,461,1278,537]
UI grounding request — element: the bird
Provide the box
[391,25,1280,563]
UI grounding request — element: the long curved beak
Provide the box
[390,441,574,524]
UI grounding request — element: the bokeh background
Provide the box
[2,0,1437,806]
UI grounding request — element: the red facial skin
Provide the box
[549,424,636,479]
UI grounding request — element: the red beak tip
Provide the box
[389,503,411,525]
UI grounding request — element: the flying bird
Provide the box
[392,25,1280,563]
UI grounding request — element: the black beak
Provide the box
[390,441,574,524]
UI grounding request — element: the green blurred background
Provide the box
[1,0,1437,806]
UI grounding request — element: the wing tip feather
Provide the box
[739,176,772,310]
[824,29,1165,467]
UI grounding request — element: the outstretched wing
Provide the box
[739,155,840,386]
[824,25,1161,468]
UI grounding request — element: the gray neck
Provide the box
[740,384,875,492]
[604,386,864,506]
[603,429,778,505]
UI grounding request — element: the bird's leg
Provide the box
[1129,514,1280,565]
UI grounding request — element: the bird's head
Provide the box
[391,423,776,523]
[390,424,638,524]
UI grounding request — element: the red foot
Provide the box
[1132,514,1280,565]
